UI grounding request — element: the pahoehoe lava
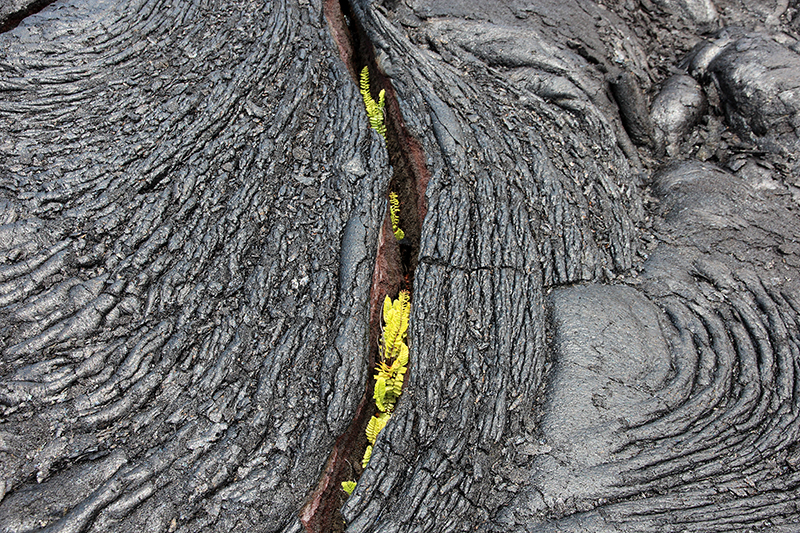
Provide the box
[1,0,800,532]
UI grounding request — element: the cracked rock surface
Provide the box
[0,1,388,530]
[1,0,800,532]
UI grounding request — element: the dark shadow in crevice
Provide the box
[1,0,57,33]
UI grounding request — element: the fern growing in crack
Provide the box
[389,191,405,240]
[360,66,386,139]
[361,291,410,467]
[343,68,411,499]
[341,480,357,495]
[343,290,411,495]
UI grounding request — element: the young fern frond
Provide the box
[360,66,387,138]
[389,192,404,240]
[380,291,411,361]
[366,412,390,444]
[382,294,393,324]
[351,291,411,488]
[361,445,373,468]
[342,480,357,495]
[389,367,406,397]
[374,376,388,412]
[391,343,409,371]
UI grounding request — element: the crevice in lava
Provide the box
[299,1,431,532]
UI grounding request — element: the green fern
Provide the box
[389,192,405,240]
[374,376,388,412]
[361,445,372,468]
[360,66,387,138]
[362,291,411,462]
[342,72,411,505]
[345,291,411,499]
[342,480,357,495]
[366,411,391,444]
[380,291,411,363]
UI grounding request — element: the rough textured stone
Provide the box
[651,74,707,156]
[708,33,800,160]
[651,0,718,25]
[1,0,800,532]
[0,1,388,531]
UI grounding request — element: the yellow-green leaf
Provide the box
[342,480,357,495]
[375,361,392,380]
[390,372,405,396]
[391,343,409,371]
[383,295,392,324]
[366,412,390,444]
[374,377,387,412]
[389,192,404,241]
[361,445,373,468]
[359,66,386,139]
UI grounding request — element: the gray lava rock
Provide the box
[652,0,718,25]
[0,1,388,531]
[0,0,48,30]
[609,69,655,148]
[650,74,707,156]
[1,0,800,532]
[683,28,743,80]
[707,33,800,161]
[495,160,800,532]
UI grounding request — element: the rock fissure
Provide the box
[299,1,429,531]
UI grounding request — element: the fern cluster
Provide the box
[342,67,410,499]
[389,192,404,240]
[360,66,386,138]
[342,291,411,495]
